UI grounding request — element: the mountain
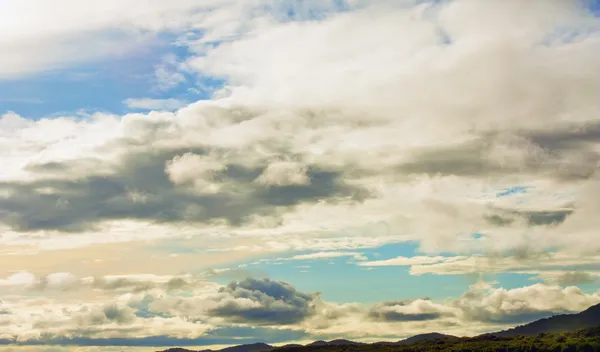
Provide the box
[162,343,274,352]
[493,303,600,336]
[397,332,456,345]
[305,341,328,347]
[305,340,364,347]
[220,343,274,352]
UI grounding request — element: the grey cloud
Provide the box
[484,209,573,228]
[0,327,307,347]
[368,299,453,322]
[203,268,268,281]
[91,277,158,292]
[527,121,600,151]
[544,272,598,286]
[38,304,138,329]
[369,311,444,322]
[0,146,369,232]
[209,278,319,325]
[396,130,599,181]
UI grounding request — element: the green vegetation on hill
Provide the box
[277,327,600,352]
[161,327,600,352]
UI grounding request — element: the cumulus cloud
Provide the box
[1,276,600,345]
[451,282,600,324]
[1,0,599,256]
[152,278,320,325]
[255,161,310,186]
[536,271,599,286]
[368,299,455,322]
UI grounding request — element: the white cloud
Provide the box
[359,255,467,267]
[279,251,367,262]
[165,152,227,193]
[123,98,188,111]
[0,0,215,78]
[255,161,309,186]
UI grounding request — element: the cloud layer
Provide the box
[1,0,600,348]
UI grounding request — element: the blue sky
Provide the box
[1,0,600,350]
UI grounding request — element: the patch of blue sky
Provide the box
[0,33,224,119]
[586,0,600,15]
[213,243,472,304]
[496,185,531,198]
[490,273,540,290]
[271,0,355,22]
[538,0,600,47]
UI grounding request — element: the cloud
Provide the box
[255,161,310,186]
[1,0,599,258]
[451,282,600,324]
[0,0,212,78]
[208,278,319,325]
[536,271,599,286]
[0,272,206,293]
[359,255,466,267]
[1,276,600,346]
[123,98,188,111]
[279,251,368,262]
[1,0,600,347]
[406,253,600,277]
[368,299,455,322]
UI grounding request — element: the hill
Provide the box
[494,303,600,337]
[162,343,274,352]
[397,332,456,345]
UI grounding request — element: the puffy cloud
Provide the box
[255,161,310,186]
[452,282,600,324]
[368,299,456,322]
[209,278,318,324]
[151,278,320,325]
[2,0,600,256]
[0,272,208,293]
[1,276,600,345]
[124,98,188,111]
[536,271,599,286]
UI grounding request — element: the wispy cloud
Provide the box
[123,98,188,111]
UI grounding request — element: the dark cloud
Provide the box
[210,278,318,325]
[368,299,452,322]
[0,326,307,346]
[0,147,369,232]
[527,121,600,151]
[75,304,136,326]
[547,272,598,286]
[369,311,444,322]
[91,277,158,292]
[485,209,573,227]
[395,130,599,181]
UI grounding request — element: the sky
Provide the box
[0,0,600,351]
